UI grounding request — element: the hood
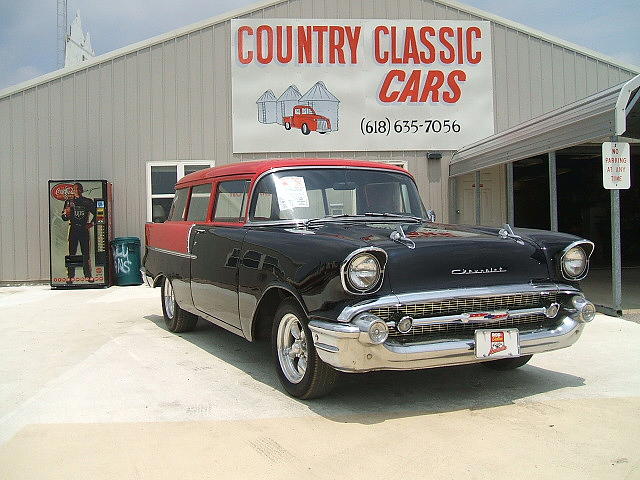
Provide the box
[307,221,552,294]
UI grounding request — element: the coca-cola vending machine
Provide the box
[48,180,113,288]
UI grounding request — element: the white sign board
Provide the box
[602,142,631,189]
[231,19,494,153]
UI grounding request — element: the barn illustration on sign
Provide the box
[256,81,340,135]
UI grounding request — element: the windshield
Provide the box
[249,168,427,222]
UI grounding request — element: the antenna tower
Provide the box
[56,0,68,68]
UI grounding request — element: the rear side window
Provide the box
[213,180,249,222]
[187,184,212,221]
[167,188,189,221]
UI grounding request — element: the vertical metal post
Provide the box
[609,135,622,315]
[475,171,481,225]
[506,162,514,225]
[611,185,623,314]
[548,151,558,231]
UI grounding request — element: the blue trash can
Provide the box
[111,237,143,286]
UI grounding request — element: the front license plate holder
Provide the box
[475,328,520,358]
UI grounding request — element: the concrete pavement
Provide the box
[0,285,639,479]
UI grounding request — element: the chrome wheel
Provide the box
[277,313,308,384]
[163,277,175,320]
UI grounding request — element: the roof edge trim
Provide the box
[615,75,640,135]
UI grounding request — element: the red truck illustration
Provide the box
[283,105,332,135]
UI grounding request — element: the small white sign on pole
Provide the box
[602,142,631,189]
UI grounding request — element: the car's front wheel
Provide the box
[161,276,198,333]
[272,300,338,399]
[482,354,533,370]
[301,123,310,135]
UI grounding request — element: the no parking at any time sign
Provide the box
[602,142,631,189]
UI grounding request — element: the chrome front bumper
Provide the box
[308,283,587,373]
[309,316,584,373]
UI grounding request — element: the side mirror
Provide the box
[426,210,436,222]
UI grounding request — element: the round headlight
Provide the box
[347,253,381,291]
[562,246,588,279]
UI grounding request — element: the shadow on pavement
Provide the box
[145,314,585,424]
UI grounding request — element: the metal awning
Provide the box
[450,75,640,177]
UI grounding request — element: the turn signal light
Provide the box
[396,315,414,334]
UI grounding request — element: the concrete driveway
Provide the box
[0,285,639,479]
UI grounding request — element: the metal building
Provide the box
[0,0,638,313]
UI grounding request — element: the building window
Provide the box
[146,161,214,222]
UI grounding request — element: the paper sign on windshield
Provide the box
[275,176,310,211]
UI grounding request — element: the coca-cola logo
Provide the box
[51,183,76,200]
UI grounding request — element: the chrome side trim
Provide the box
[340,247,388,296]
[559,240,595,281]
[187,224,196,254]
[336,283,580,322]
[148,246,197,260]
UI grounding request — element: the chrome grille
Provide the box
[388,314,549,337]
[370,292,558,321]
[317,119,328,130]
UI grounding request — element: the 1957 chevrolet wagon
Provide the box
[142,159,596,399]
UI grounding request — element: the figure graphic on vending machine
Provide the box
[62,183,96,283]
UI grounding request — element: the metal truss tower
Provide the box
[56,0,68,68]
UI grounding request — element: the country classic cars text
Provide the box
[230,19,493,152]
[236,23,485,104]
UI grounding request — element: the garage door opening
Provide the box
[513,145,640,310]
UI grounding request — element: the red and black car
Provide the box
[142,159,595,398]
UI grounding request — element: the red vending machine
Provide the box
[48,180,113,288]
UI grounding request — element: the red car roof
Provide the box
[176,158,411,187]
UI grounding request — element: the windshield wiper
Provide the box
[305,214,365,225]
[363,212,423,222]
[306,213,422,226]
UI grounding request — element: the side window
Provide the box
[186,184,212,222]
[213,180,249,223]
[167,188,189,221]
[253,192,274,220]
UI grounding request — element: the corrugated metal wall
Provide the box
[0,0,637,281]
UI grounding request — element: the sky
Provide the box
[1,0,639,91]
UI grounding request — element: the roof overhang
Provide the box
[450,75,640,177]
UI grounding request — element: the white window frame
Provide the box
[146,161,215,222]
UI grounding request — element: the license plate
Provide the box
[475,329,520,358]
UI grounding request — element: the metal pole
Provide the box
[611,186,623,314]
[609,134,623,315]
[506,162,514,225]
[475,171,481,225]
[548,151,558,231]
